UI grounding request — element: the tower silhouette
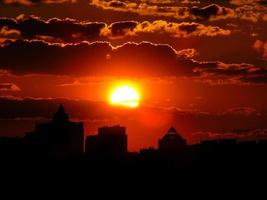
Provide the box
[158,127,187,156]
[24,104,84,158]
[53,104,69,122]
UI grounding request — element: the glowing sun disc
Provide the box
[110,86,140,108]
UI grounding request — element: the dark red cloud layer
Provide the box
[0,39,266,83]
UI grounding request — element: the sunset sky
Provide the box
[0,0,267,151]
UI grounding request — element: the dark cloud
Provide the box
[0,15,106,42]
[0,0,266,22]
[0,40,196,76]
[190,4,237,21]
[0,16,231,42]
[196,62,267,76]
[178,23,198,33]
[108,0,127,8]
[191,4,221,19]
[0,18,17,27]
[109,21,137,37]
[0,96,111,119]
[90,0,267,22]
[90,1,236,21]
[194,62,267,84]
[195,63,254,76]
[0,40,112,75]
[239,75,267,83]
[0,39,266,84]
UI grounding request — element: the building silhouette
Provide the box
[158,127,187,156]
[1,104,267,174]
[86,125,127,159]
[24,104,84,158]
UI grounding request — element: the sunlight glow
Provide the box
[110,86,140,108]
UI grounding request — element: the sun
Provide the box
[110,85,140,108]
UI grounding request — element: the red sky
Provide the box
[0,0,267,151]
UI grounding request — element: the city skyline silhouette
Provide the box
[1,104,267,171]
[1,0,267,183]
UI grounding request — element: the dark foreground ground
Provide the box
[1,150,266,197]
[1,143,267,180]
